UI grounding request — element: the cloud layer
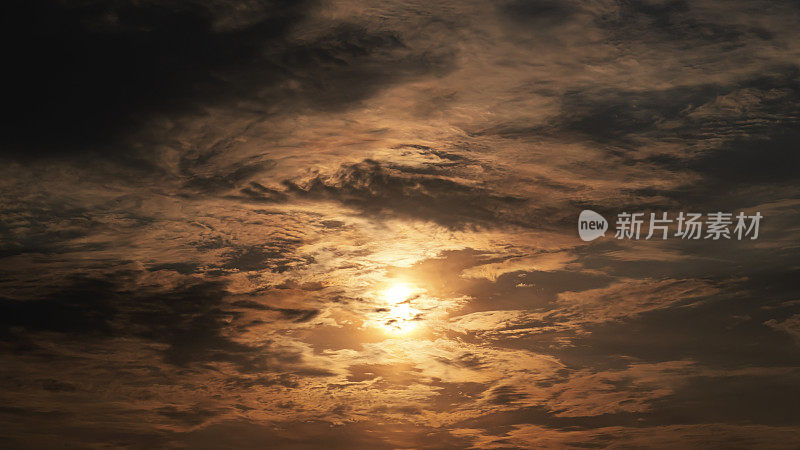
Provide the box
[1,0,800,447]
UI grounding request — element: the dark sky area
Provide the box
[1,0,799,448]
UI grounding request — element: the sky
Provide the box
[1,0,800,448]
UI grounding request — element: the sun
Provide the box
[380,283,421,334]
[383,283,413,304]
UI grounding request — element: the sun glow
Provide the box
[383,283,413,304]
[381,283,420,334]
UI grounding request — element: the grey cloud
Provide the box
[1,1,455,160]
[487,385,529,406]
[558,284,800,371]
[284,159,530,229]
[231,299,319,323]
[499,0,575,27]
[220,241,311,273]
[644,371,800,427]
[156,405,221,427]
[0,272,315,369]
[604,0,774,45]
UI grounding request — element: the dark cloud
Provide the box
[488,385,528,405]
[0,203,101,258]
[176,420,474,449]
[148,262,202,275]
[284,159,530,229]
[183,159,279,194]
[645,371,800,427]
[1,0,454,159]
[558,276,800,371]
[156,405,221,427]
[223,373,299,389]
[40,379,77,393]
[437,352,488,370]
[237,182,289,203]
[0,272,317,369]
[231,298,319,322]
[605,0,774,44]
[658,125,800,190]
[220,241,311,273]
[500,0,574,25]
[0,277,119,338]
[2,0,303,156]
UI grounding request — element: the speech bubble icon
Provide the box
[578,210,608,241]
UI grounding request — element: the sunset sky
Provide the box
[2,0,800,448]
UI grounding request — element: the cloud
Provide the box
[1,0,454,159]
[283,158,530,229]
[460,251,575,280]
[457,423,800,449]
[765,314,800,345]
[2,0,800,447]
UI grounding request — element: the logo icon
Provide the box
[578,210,608,241]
